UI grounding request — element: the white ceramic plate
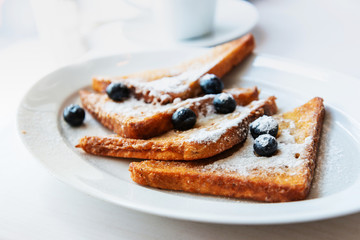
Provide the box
[122,0,258,47]
[18,50,360,225]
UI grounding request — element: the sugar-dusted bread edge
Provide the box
[92,34,255,104]
[79,87,259,139]
[285,97,325,200]
[128,97,325,202]
[129,160,313,202]
[77,96,277,160]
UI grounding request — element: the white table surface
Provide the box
[2,0,360,239]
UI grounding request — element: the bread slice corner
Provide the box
[128,97,325,202]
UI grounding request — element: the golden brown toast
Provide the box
[77,97,277,160]
[79,87,259,139]
[92,34,255,104]
[129,97,325,202]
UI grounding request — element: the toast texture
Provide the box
[79,87,259,139]
[128,97,325,202]
[77,97,277,160]
[92,34,255,104]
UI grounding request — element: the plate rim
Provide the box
[17,51,360,225]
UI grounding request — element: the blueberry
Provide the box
[171,107,197,131]
[106,82,129,101]
[199,74,224,94]
[213,93,236,114]
[250,115,279,139]
[253,134,278,157]
[63,104,85,127]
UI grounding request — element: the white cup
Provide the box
[125,0,217,40]
[153,0,217,40]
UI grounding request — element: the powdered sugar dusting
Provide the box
[205,139,306,176]
[152,99,268,144]
[277,119,296,144]
[217,92,233,101]
[185,106,249,143]
[87,91,219,119]
[123,65,211,101]
[255,134,274,147]
[184,100,265,143]
[250,115,278,134]
[204,118,308,176]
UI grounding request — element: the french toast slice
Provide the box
[79,87,259,139]
[129,97,325,202]
[92,34,255,104]
[77,97,277,160]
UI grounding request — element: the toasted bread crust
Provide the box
[128,98,325,202]
[77,96,277,160]
[279,97,325,198]
[129,160,311,202]
[79,87,259,139]
[92,34,255,104]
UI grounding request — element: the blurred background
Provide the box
[1,0,360,73]
[1,0,360,124]
[1,0,359,124]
